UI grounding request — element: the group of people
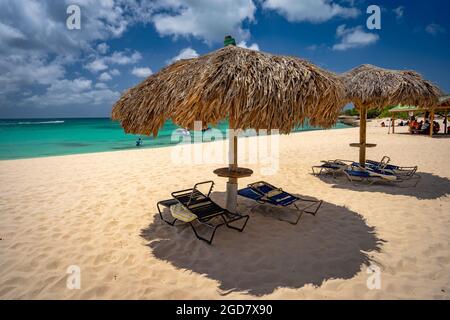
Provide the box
[408,118,440,135]
[380,112,449,135]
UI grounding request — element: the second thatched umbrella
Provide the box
[341,64,442,166]
[112,44,346,212]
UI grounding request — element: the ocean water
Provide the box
[0,118,349,160]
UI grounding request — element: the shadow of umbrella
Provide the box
[140,192,384,296]
[316,172,450,200]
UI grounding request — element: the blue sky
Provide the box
[0,0,448,118]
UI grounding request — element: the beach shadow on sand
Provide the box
[140,192,384,296]
[316,172,450,200]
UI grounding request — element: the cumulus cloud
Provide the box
[262,0,359,23]
[393,6,404,20]
[0,0,156,112]
[97,43,110,54]
[131,67,153,78]
[22,78,120,107]
[332,25,379,51]
[152,0,256,43]
[168,47,199,64]
[0,54,66,96]
[237,41,260,51]
[99,72,113,81]
[84,50,141,73]
[0,0,154,57]
[425,23,446,36]
[0,22,27,41]
[85,59,109,73]
[106,51,142,65]
[109,69,121,76]
[95,82,108,89]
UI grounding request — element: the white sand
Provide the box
[0,126,449,299]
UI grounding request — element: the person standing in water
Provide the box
[136,137,143,147]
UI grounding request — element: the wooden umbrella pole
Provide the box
[359,104,367,167]
[392,113,395,134]
[226,116,238,213]
[429,110,435,137]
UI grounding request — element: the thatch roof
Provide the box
[341,64,442,110]
[439,94,450,107]
[388,105,449,113]
[112,45,346,136]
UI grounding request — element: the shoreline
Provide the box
[0,125,353,162]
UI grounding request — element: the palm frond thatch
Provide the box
[341,64,442,110]
[112,45,346,136]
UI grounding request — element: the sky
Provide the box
[0,0,448,119]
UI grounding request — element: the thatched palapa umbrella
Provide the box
[112,41,346,212]
[341,64,442,166]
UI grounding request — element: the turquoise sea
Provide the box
[0,118,350,160]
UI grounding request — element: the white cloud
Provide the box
[332,25,379,51]
[262,0,359,23]
[22,78,120,107]
[152,0,256,42]
[393,6,404,20]
[84,50,142,73]
[99,72,112,81]
[97,43,110,54]
[168,47,199,64]
[109,69,121,76]
[85,59,109,73]
[0,0,155,57]
[95,82,108,89]
[425,23,446,36]
[0,0,155,111]
[0,54,65,95]
[131,67,153,78]
[237,41,260,51]
[106,51,142,65]
[0,22,26,41]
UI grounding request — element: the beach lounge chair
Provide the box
[238,181,323,225]
[157,181,250,245]
[343,164,420,187]
[365,156,418,179]
[314,156,419,181]
[312,159,352,177]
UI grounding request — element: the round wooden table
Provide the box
[213,167,253,179]
[349,143,377,148]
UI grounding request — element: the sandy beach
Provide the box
[0,125,449,300]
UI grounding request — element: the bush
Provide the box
[341,108,381,119]
[341,106,410,119]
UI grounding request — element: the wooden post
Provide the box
[392,113,395,134]
[445,109,448,134]
[429,111,435,137]
[226,117,238,213]
[359,105,367,167]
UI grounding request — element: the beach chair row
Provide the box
[157,180,322,245]
[157,156,419,245]
[312,156,420,187]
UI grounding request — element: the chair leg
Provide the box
[280,204,304,225]
[296,198,323,216]
[223,213,250,232]
[189,221,226,245]
[157,202,178,226]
